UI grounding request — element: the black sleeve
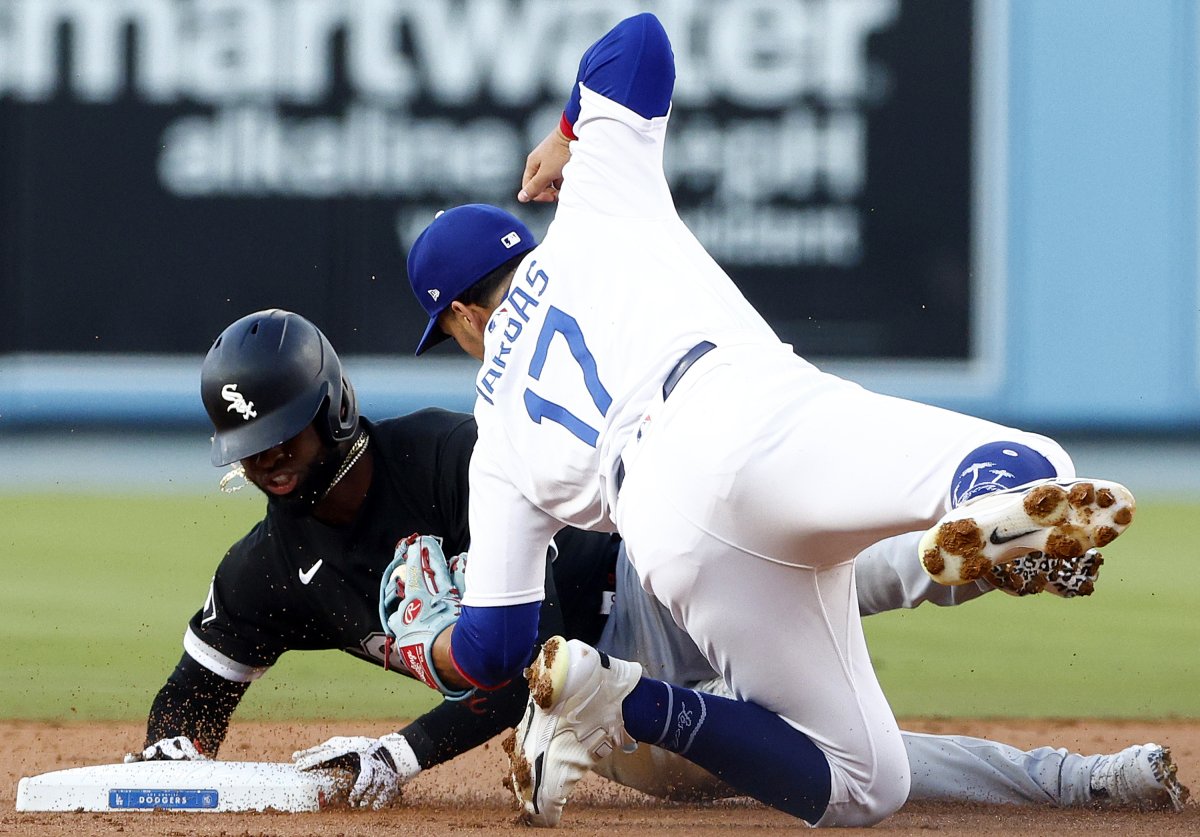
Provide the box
[374,411,478,556]
[187,531,296,669]
[398,677,529,768]
[143,653,250,756]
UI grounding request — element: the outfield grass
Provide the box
[3,493,1198,722]
[2,492,440,723]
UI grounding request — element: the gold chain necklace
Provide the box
[322,430,370,498]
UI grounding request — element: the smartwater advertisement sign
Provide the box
[0,0,973,360]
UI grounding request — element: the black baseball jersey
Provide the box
[185,411,476,672]
[146,408,619,764]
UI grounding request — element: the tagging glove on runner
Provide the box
[379,533,472,699]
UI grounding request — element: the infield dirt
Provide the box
[3,718,1197,835]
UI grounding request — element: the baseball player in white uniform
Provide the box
[393,13,1138,827]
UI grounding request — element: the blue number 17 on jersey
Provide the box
[523,307,612,447]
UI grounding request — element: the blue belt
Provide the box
[615,341,716,493]
[661,340,716,401]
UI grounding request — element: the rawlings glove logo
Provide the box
[400,643,439,691]
[402,599,422,625]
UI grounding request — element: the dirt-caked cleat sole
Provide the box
[919,479,1135,585]
[986,548,1105,598]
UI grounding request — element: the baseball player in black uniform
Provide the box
[128,308,618,807]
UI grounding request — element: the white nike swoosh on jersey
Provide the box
[298,559,324,585]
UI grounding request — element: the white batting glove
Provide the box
[292,733,421,809]
[124,735,207,764]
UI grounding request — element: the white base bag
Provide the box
[16,761,344,812]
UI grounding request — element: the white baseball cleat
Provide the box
[1089,743,1190,811]
[504,636,643,827]
[919,479,1135,585]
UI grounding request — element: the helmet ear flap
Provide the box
[323,375,358,444]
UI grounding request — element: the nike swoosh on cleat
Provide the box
[532,752,545,814]
[298,559,324,585]
[989,528,1039,545]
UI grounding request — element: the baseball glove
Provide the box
[378,533,472,699]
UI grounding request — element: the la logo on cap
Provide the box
[501,231,522,248]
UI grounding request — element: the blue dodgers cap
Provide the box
[407,204,537,355]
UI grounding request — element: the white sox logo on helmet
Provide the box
[221,383,257,420]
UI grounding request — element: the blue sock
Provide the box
[622,677,831,823]
[950,441,1057,506]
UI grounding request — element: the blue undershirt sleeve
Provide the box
[563,13,674,134]
[449,602,541,690]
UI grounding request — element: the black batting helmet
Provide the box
[201,309,358,466]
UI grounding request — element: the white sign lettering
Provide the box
[0,0,901,269]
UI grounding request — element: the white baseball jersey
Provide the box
[463,83,784,608]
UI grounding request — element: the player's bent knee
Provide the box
[816,773,909,827]
[814,735,910,827]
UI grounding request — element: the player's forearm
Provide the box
[144,653,249,755]
[431,627,472,691]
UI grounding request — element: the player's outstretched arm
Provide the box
[518,13,675,214]
[292,540,533,807]
[128,653,249,760]
[559,13,674,132]
[290,680,531,808]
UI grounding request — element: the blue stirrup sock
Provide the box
[621,678,832,823]
[950,441,1058,507]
